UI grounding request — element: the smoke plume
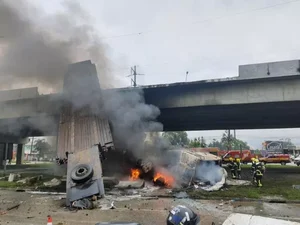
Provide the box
[103,89,163,158]
[0,0,114,93]
[0,0,164,155]
[195,161,223,185]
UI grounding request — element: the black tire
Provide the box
[297,163,300,166]
[71,164,94,183]
[281,162,286,166]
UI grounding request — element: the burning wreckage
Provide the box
[57,61,227,209]
[64,146,226,208]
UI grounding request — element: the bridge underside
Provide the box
[0,101,299,137]
[0,115,59,141]
[158,101,300,131]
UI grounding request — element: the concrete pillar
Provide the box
[0,143,4,166]
[16,144,23,165]
[7,143,13,162]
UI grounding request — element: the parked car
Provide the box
[294,156,300,166]
[259,154,291,165]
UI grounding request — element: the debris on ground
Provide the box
[222,213,300,225]
[8,173,21,182]
[110,201,116,209]
[98,200,118,210]
[114,180,145,189]
[7,202,22,211]
[173,191,189,199]
[71,198,96,210]
[43,178,62,187]
[292,185,300,190]
[193,168,227,192]
[226,179,252,186]
[103,177,119,188]
[17,175,43,185]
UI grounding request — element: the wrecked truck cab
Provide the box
[66,146,105,207]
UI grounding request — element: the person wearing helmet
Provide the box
[167,205,200,225]
[250,158,256,182]
[228,157,237,179]
[236,158,242,179]
[254,158,264,187]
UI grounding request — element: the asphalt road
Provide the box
[0,190,300,225]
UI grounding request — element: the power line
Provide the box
[99,0,300,40]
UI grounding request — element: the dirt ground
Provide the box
[0,190,300,225]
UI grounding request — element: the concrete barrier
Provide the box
[223,213,300,225]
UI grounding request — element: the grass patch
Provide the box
[0,173,61,190]
[188,177,300,200]
[241,164,299,169]
[0,181,25,188]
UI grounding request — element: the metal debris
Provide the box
[114,180,145,189]
[8,173,21,182]
[43,178,62,187]
[292,185,300,190]
[71,198,93,210]
[174,191,189,199]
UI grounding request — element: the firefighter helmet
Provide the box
[236,158,241,163]
[251,158,255,162]
[167,205,200,225]
[229,157,234,162]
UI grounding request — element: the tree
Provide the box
[34,139,52,158]
[162,131,189,146]
[219,130,250,150]
[189,137,201,148]
[189,136,207,148]
[221,130,234,150]
[208,139,223,149]
[231,138,250,150]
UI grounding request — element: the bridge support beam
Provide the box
[16,144,23,165]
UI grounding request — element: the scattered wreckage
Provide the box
[173,149,227,191]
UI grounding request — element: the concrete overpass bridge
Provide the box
[1,73,300,133]
[1,59,300,164]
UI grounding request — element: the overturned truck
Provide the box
[57,60,115,206]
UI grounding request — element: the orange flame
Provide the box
[153,172,175,188]
[130,168,141,180]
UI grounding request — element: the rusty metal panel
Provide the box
[57,60,114,158]
[57,105,114,158]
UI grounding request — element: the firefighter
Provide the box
[166,205,200,225]
[250,157,256,182]
[236,158,242,179]
[254,158,263,187]
[228,157,237,179]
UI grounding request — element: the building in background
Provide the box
[262,140,299,155]
[23,136,57,161]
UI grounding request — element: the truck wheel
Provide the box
[281,162,286,166]
[297,163,300,166]
[71,164,94,183]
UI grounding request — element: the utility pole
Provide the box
[185,71,189,82]
[127,66,144,87]
[234,130,236,139]
[227,129,231,151]
[30,137,34,161]
[3,144,8,175]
